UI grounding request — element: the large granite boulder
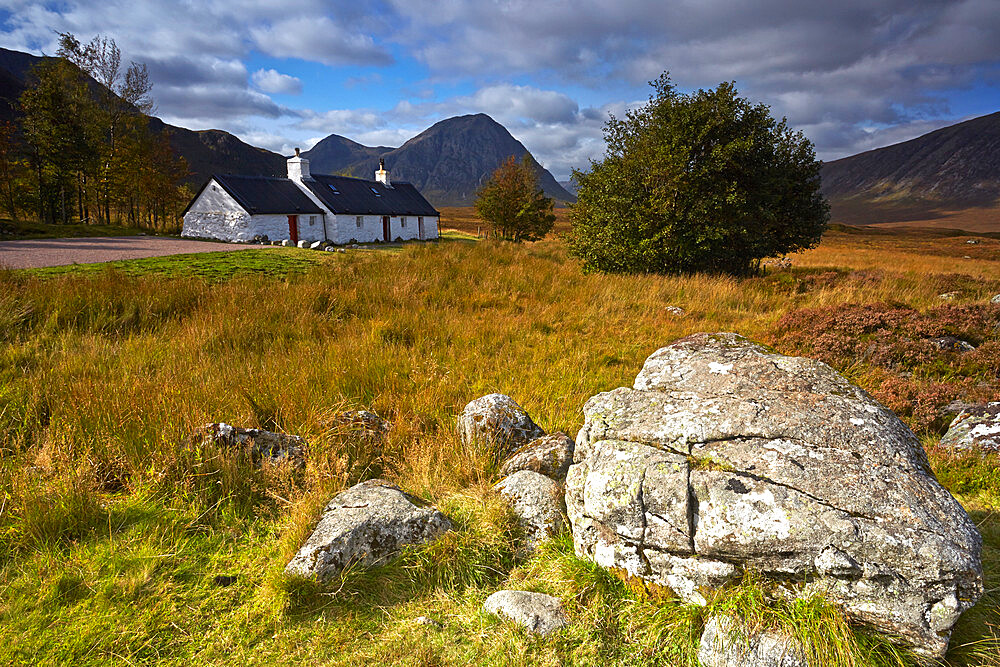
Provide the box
[493,470,565,549]
[698,616,806,667]
[499,432,575,480]
[193,422,305,467]
[565,333,983,659]
[285,479,452,582]
[941,402,1000,453]
[483,590,568,635]
[457,394,545,458]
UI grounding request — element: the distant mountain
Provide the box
[559,178,579,197]
[302,134,390,174]
[304,114,574,206]
[0,47,285,187]
[821,112,1000,224]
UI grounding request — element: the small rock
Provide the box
[928,336,976,352]
[281,239,293,247]
[297,240,310,248]
[941,402,1000,453]
[494,470,565,549]
[991,294,1000,304]
[457,394,545,459]
[941,400,977,416]
[499,432,575,481]
[413,616,442,628]
[310,240,324,250]
[966,239,979,244]
[325,247,337,252]
[483,591,568,635]
[665,305,687,317]
[699,616,806,667]
[939,291,960,300]
[338,248,346,253]
[192,423,305,467]
[285,479,452,582]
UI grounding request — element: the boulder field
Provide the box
[277,332,983,661]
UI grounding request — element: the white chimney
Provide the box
[287,147,311,181]
[375,157,391,187]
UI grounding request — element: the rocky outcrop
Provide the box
[493,470,565,549]
[499,432,575,481]
[941,402,1000,453]
[698,616,806,667]
[483,590,568,635]
[565,333,983,659]
[457,394,545,458]
[193,422,305,467]
[285,479,452,582]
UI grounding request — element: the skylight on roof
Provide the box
[327,183,340,195]
[370,187,381,197]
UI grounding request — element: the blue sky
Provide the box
[1,0,998,180]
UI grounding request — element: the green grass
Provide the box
[1,227,999,665]
[22,247,331,282]
[0,217,155,240]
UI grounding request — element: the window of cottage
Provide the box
[356,215,363,228]
[401,216,407,228]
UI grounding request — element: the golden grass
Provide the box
[1,225,999,665]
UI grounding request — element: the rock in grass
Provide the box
[499,432,575,481]
[991,294,1000,304]
[493,470,564,549]
[927,335,975,352]
[285,479,452,582]
[941,402,1000,453]
[457,394,545,458]
[566,333,983,659]
[193,422,305,467]
[698,616,806,667]
[483,590,568,635]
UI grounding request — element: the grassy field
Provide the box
[0,218,162,241]
[1,222,999,666]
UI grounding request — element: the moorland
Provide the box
[1,212,998,666]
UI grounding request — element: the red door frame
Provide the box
[287,215,298,243]
[382,216,390,241]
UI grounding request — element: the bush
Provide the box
[568,73,829,276]
[475,155,555,242]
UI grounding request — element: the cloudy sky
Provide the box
[2,0,998,179]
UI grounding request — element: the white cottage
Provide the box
[182,152,440,245]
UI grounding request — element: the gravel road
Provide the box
[0,236,255,269]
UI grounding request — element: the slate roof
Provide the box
[184,173,439,218]
[303,174,440,217]
[184,174,324,215]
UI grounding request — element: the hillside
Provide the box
[0,47,286,186]
[304,114,575,206]
[821,112,1000,226]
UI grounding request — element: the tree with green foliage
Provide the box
[475,154,555,242]
[16,32,187,229]
[568,73,829,276]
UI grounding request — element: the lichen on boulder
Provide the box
[565,332,983,659]
[457,393,545,458]
[285,479,452,582]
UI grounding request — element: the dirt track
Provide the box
[0,236,254,269]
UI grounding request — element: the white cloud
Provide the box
[249,16,393,67]
[251,68,303,95]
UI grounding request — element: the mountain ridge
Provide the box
[303,114,574,206]
[821,111,1000,226]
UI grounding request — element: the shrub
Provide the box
[568,73,828,276]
